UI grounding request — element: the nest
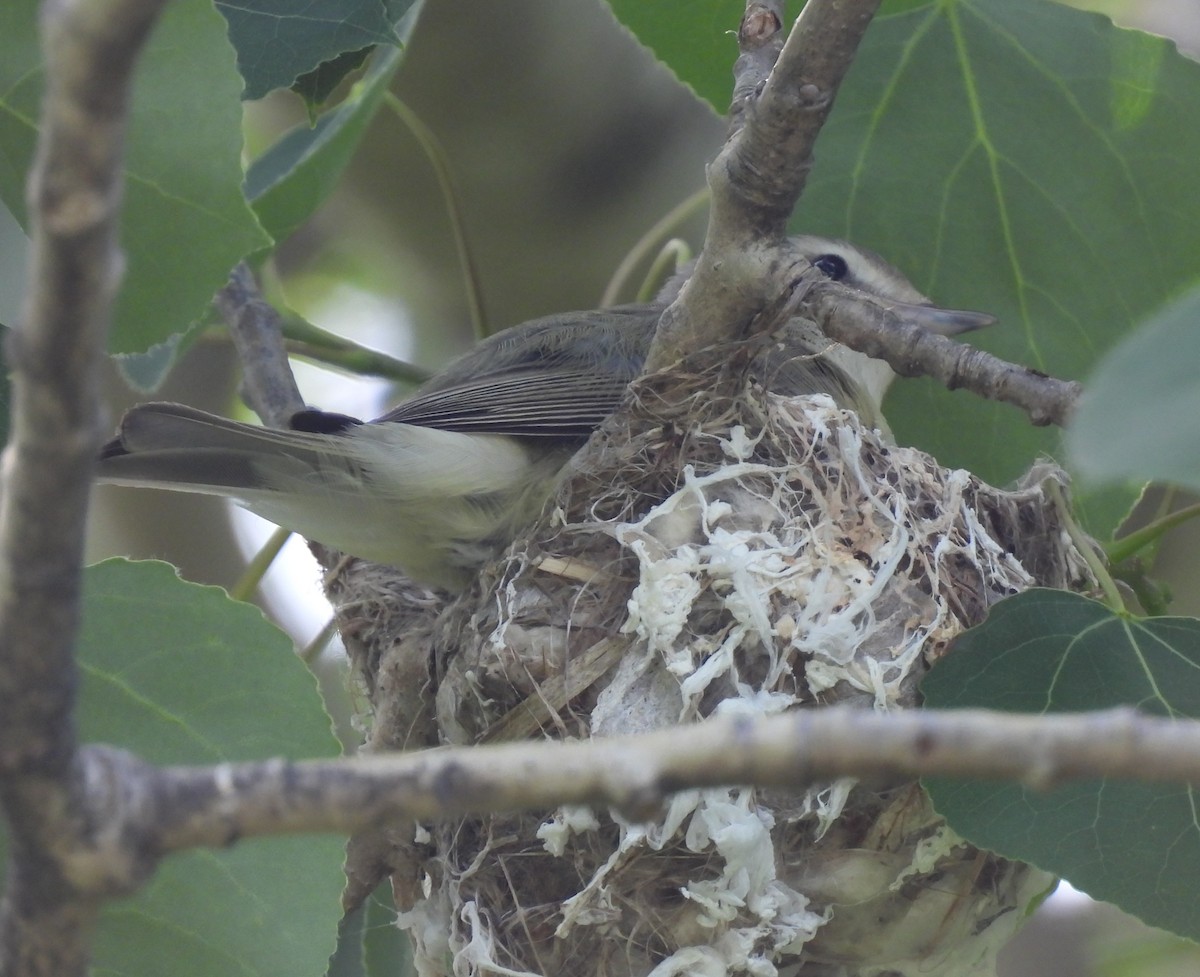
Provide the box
[327,362,1090,977]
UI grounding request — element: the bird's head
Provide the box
[789,235,996,336]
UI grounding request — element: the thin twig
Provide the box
[214,262,305,427]
[801,276,1082,427]
[600,186,709,307]
[636,239,692,303]
[228,527,293,604]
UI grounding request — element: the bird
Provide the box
[97,237,995,591]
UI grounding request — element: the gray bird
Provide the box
[97,237,993,590]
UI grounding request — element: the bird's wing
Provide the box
[379,367,633,437]
[376,306,660,438]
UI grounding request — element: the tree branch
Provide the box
[768,250,1083,427]
[811,286,1082,426]
[730,0,883,223]
[0,0,170,973]
[647,0,883,371]
[143,705,1200,850]
[214,263,306,428]
[646,0,1079,427]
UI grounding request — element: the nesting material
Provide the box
[330,367,1089,977]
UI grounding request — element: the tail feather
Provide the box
[96,401,560,589]
[98,403,328,494]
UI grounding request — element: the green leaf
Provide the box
[605,0,743,112]
[247,45,405,244]
[215,0,397,101]
[114,329,198,394]
[1066,283,1200,494]
[0,0,271,361]
[615,0,1200,538]
[114,1,271,356]
[922,588,1200,942]
[79,559,344,977]
[363,888,413,977]
[292,0,423,116]
[325,885,413,977]
[382,0,421,30]
[327,899,369,977]
[0,203,27,332]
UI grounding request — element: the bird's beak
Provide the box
[892,302,998,336]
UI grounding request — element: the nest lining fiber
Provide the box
[328,368,1089,977]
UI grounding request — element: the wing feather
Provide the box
[376,305,660,437]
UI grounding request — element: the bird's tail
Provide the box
[97,402,330,496]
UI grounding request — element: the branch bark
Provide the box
[0,1,170,973]
[646,0,883,371]
[775,250,1083,427]
[140,705,1200,849]
[214,263,306,428]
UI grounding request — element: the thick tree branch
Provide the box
[139,705,1200,850]
[729,0,882,223]
[0,1,169,974]
[647,0,882,370]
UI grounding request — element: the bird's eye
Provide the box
[812,254,849,281]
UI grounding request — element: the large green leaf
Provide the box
[922,588,1200,942]
[0,0,270,359]
[78,559,344,977]
[796,0,1199,538]
[1066,283,1200,494]
[215,0,398,100]
[610,0,1200,538]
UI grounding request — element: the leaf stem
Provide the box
[1047,480,1124,612]
[230,526,293,603]
[1107,499,1200,566]
[383,92,488,339]
[1111,563,1172,616]
[637,239,692,302]
[301,618,338,665]
[601,186,709,307]
[278,311,431,384]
